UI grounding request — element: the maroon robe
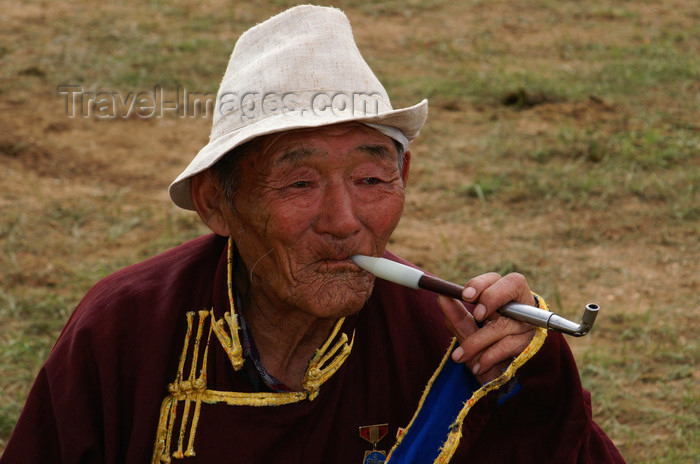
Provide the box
[1,234,625,463]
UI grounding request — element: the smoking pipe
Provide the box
[351,255,598,337]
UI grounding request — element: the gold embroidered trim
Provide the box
[210,237,244,371]
[386,294,550,463]
[153,310,212,463]
[432,328,548,462]
[201,389,307,406]
[152,311,354,463]
[303,319,355,400]
[151,238,355,462]
[210,310,244,371]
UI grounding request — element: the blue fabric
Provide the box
[497,378,522,408]
[389,349,480,463]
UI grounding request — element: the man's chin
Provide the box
[299,274,374,319]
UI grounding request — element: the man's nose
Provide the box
[314,183,362,238]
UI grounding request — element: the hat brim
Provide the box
[169,99,428,210]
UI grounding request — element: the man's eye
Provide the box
[291,181,310,188]
[362,177,381,185]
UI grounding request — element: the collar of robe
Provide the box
[164,237,355,406]
[213,236,356,401]
[152,238,356,462]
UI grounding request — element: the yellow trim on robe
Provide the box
[386,294,550,463]
[151,237,355,463]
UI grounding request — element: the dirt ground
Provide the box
[1,0,699,461]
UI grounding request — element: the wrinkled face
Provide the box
[224,122,408,319]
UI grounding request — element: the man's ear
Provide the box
[190,171,231,236]
[401,150,411,185]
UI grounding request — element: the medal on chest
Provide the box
[359,423,389,463]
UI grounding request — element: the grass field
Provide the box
[1,0,699,461]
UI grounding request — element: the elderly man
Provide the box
[2,5,625,464]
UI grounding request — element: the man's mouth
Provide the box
[317,257,353,267]
[314,255,368,274]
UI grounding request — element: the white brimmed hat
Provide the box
[169,4,429,210]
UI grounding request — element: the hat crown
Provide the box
[211,5,391,139]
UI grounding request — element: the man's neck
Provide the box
[241,296,337,391]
